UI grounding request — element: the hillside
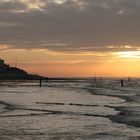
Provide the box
[0,59,45,80]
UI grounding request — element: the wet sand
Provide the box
[108,95,140,128]
[88,79,140,128]
[0,79,140,139]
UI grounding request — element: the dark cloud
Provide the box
[0,0,140,52]
[0,0,27,13]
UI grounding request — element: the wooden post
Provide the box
[94,77,96,83]
[121,79,124,87]
[101,77,103,81]
[46,77,48,83]
[100,77,103,87]
[94,76,98,87]
[128,77,131,82]
[39,77,42,87]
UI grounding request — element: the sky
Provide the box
[0,0,140,77]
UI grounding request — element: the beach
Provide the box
[0,79,140,140]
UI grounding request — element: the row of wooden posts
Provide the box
[0,77,130,87]
[39,77,131,87]
[94,77,131,87]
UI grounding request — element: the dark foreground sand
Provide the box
[108,95,140,128]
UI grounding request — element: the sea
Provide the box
[0,78,140,140]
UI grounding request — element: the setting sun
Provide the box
[116,51,140,59]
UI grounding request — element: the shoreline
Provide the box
[108,94,140,128]
[88,87,140,128]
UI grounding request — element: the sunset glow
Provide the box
[1,47,140,77]
[116,51,140,59]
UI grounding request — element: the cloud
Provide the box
[0,0,28,13]
[0,0,140,53]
